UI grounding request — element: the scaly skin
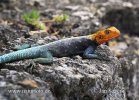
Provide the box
[0,26,120,64]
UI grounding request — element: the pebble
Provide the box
[14,37,26,43]
[0,69,9,74]
[0,81,6,87]
[109,41,128,50]
[123,2,133,8]
[37,40,45,44]
[9,70,18,75]
[73,55,82,59]
[65,5,80,11]
[134,50,139,55]
[109,41,128,57]
[62,64,68,67]
[131,58,137,65]
[72,11,94,20]
[44,36,58,41]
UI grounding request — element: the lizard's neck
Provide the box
[87,33,97,42]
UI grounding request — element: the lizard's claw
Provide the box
[24,60,37,73]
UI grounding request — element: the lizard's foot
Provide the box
[25,60,38,73]
[83,53,110,61]
[33,58,53,65]
[83,46,110,61]
[12,44,31,50]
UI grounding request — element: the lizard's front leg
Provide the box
[83,46,110,61]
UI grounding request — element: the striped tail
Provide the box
[0,47,41,64]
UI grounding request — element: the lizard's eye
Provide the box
[105,30,110,35]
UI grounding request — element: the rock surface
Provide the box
[0,45,126,100]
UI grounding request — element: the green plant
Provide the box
[53,14,69,23]
[22,10,46,30]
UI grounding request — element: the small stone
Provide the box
[123,2,133,8]
[37,40,45,45]
[72,11,94,20]
[73,55,82,59]
[134,49,139,55]
[14,37,26,43]
[117,42,128,50]
[1,69,9,74]
[94,21,100,26]
[9,70,17,75]
[62,64,68,67]
[0,81,6,87]
[45,69,54,73]
[131,58,137,65]
[109,41,128,57]
[65,5,80,11]
[44,36,58,41]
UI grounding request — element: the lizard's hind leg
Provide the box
[33,50,53,64]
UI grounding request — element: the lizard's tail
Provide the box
[0,47,41,64]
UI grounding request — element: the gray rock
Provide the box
[39,45,126,100]
[0,41,127,100]
[119,36,139,100]
[0,69,56,100]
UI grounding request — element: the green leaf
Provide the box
[22,9,40,25]
[22,10,46,30]
[53,14,69,23]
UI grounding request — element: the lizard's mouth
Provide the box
[105,32,120,41]
[105,36,119,42]
[109,35,120,40]
[98,35,120,44]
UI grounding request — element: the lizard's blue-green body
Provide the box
[0,26,120,64]
[0,36,99,64]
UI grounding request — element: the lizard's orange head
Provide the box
[89,26,120,45]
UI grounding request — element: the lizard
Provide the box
[0,26,120,64]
